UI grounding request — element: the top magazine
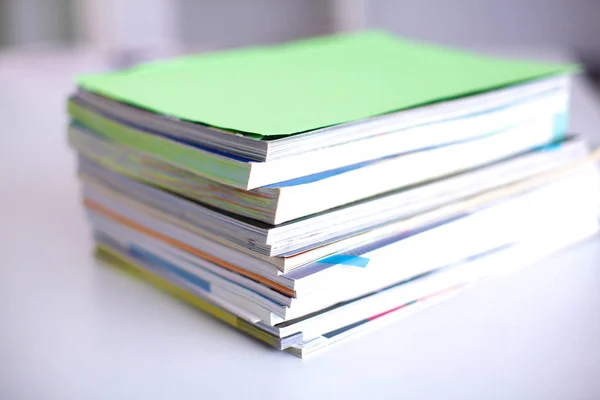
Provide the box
[70,31,576,188]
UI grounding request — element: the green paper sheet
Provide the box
[77,31,577,136]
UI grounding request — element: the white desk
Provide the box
[1,48,600,400]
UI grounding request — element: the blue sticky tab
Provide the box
[318,254,370,268]
[553,112,568,141]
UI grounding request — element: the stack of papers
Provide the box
[68,31,600,358]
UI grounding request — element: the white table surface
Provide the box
[1,47,600,400]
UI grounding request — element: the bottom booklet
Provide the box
[95,212,598,358]
[287,218,598,358]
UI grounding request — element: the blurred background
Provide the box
[2,0,600,74]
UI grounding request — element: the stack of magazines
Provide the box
[68,31,600,358]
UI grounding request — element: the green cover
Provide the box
[77,31,576,136]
